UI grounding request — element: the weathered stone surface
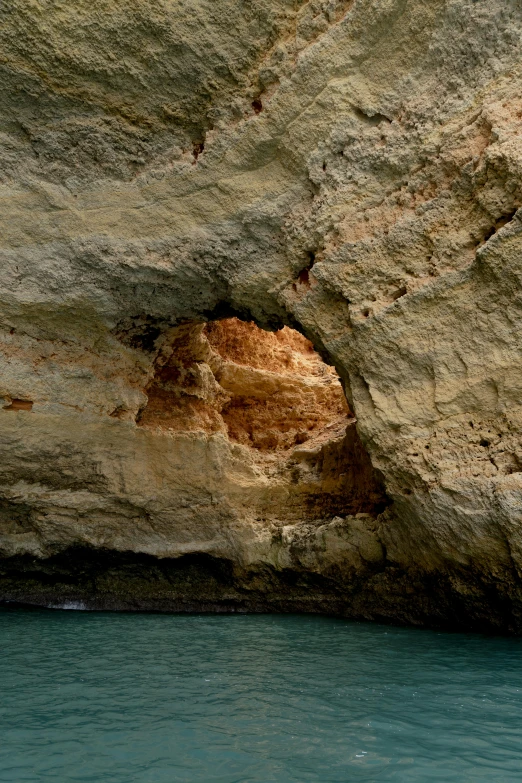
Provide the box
[2,0,522,631]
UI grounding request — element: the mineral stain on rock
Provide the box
[3,400,33,412]
[2,0,522,631]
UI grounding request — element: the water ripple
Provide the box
[1,611,522,782]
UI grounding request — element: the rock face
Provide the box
[2,0,522,631]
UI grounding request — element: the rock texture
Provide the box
[2,0,522,631]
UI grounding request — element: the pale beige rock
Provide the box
[1,0,522,630]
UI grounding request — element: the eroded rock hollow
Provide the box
[2,0,522,631]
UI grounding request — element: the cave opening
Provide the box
[136,317,388,519]
[0,315,390,614]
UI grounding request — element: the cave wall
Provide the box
[2,0,522,630]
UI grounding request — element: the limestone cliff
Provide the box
[2,0,522,632]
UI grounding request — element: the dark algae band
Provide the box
[1,546,521,634]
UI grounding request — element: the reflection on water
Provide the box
[0,609,521,782]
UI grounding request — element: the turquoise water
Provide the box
[1,611,522,782]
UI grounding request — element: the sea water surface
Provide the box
[1,610,522,782]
